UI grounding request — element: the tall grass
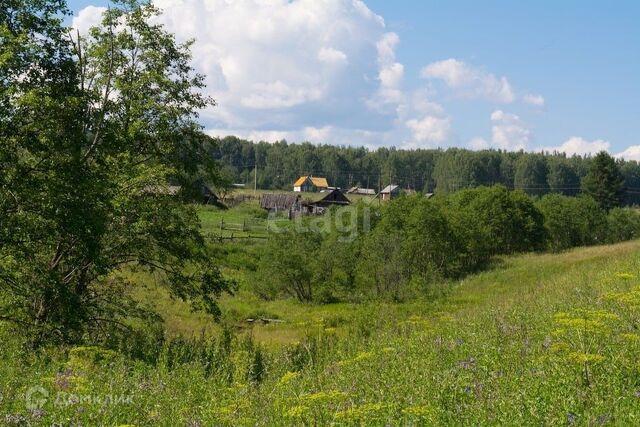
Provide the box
[2,241,640,424]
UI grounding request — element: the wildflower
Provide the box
[553,309,619,333]
[278,371,299,386]
[615,272,635,280]
[402,405,434,418]
[567,352,605,364]
[299,390,348,404]
[335,402,388,422]
[610,287,640,306]
[323,327,337,334]
[286,405,309,418]
[353,351,374,362]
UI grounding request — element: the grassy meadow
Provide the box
[2,225,640,425]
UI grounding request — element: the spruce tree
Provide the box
[581,151,624,211]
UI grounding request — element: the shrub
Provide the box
[606,208,640,243]
[536,194,607,251]
[445,185,545,263]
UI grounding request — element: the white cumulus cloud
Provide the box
[71,5,106,34]
[542,136,610,156]
[490,110,530,150]
[523,93,545,107]
[421,59,516,103]
[405,115,451,146]
[75,0,400,143]
[616,146,640,161]
[421,58,544,107]
[317,47,348,65]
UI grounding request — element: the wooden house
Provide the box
[300,188,351,215]
[346,186,376,195]
[293,176,329,192]
[377,184,401,201]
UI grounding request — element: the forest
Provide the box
[209,136,640,204]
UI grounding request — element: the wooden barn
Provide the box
[259,193,301,213]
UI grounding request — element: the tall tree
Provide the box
[0,0,232,345]
[581,151,624,211]
[547,157,580,196]
[514,154,549,196]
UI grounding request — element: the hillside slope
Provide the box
[2,241,640,425]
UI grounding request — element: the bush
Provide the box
[536,194,607,251]
[445,186,545,267]
[606,208,640,243]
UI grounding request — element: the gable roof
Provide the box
[347,186,376,195]
[293,176,310,186]
[310,177,329,188]
[380,184,400,194]
[303,188,351,206]
[293,176,329,188]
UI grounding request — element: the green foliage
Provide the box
[582,151,624,211]
[0,0,232,345]
[514,153,549,196]
[253,185,637,303]
[547,157,580,196]
[446,185,546,257]
[606,208,640,243]
[536,194,607,251]
[3,241,640,425]
[257,227,323,302]
[209,137,640,204]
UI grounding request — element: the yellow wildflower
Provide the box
[278,371,299,386]
[403,405,434,418]
[286,405,309,418]
[567,352,605,364]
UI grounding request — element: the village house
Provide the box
[292,176,329,192]
[300,188,351,215]
[261,189,351,218]
[377,184,401,201]
[346,186,376,195]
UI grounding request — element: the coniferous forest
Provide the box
[209,136,640,204]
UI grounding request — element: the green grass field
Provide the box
[3,238,640,425]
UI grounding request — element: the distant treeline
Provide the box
[208,136,640,204]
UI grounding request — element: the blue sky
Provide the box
[68,0,640,157]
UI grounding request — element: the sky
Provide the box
[67,0,640,158]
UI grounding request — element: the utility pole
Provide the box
[254,163,257,196]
